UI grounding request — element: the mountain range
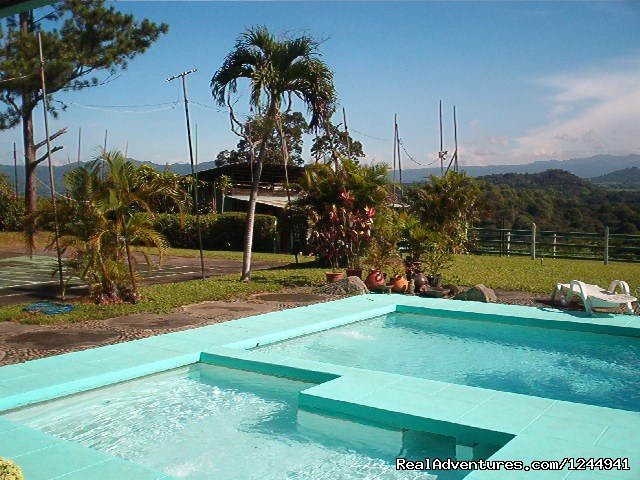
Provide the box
[396,154,640,184]
[1,153,638,196]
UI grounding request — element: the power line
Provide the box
[350,128,392,142]
[63,100,179,114]
[398,138,438,167]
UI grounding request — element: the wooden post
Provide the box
[13,142,18,197]
[604,226,609,265]
[507,231,511,256]
[531,223,536,260]
[553,233,557,258]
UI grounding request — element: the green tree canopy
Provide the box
[215,111,309,167]
[0,0,167,214]
[311,121,365,164]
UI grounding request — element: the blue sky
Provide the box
[1,1,639,168]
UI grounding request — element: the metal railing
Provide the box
[469,225,640,263]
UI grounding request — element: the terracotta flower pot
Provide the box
[389,274,408,293]
[413,272,427,291]
[325,271,345,283]
[346,268,363,279]
[364,269,386,290]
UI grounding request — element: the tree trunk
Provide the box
[22,110,37,214]
[240,110,274,281]
[20,11,38,216]
[121,217,138,297]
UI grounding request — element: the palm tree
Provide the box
[33,150,184,303]
[211,26,336,281]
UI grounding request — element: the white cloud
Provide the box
[511,58,640,162]
[461,57,640,166]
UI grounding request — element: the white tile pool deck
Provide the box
[0,295,638,480]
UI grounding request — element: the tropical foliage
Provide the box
[297,158,389,213]
[211,25,336,281]
[307,190,375,271]
[0,174,23,231]
[32,150,184,303]
[408,171,481,252]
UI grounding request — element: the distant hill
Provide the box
[2,152,639,197]
[591,167,640,190]
[397,154,640,184]
[479,169,600,197]
[0,158,218,197]
[475,169,640,233]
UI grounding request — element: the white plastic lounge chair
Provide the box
[551,280,636,315]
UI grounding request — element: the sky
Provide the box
[1,1,639,169]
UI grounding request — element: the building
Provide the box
[196,163,308,253]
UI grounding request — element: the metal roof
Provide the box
[228,194,299,209]
[0,0,53,18]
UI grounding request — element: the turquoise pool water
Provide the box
[258,312,640,411]
[6,364,476,479]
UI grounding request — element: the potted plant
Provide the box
[309,206,346,283]
[364,208,401,290]
[341,191,375,279]
[400,212,431,288]
[422,235,453,288]
[388,258,409,293]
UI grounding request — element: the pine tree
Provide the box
[0,0,168,215]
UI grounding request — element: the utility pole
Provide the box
[439,100,443,175]
[392,114,397,197]
[103,129,108,151]
[396,120,403,197]
[38,31,65,300]
[13,142,18,197]
[453,105,459,172]
[76,128,81,166]
[167,68,205,280]
[342,107,351,160]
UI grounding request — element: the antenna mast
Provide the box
[392,114,397,196]
[396,119,403,197]
[453,105,459,172]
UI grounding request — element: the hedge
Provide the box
[0,196,24,231]
[154,212,278,252]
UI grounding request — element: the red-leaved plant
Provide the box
[309,190,375,271]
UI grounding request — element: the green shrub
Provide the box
[0,457,23,480]
[154,212,277,252]
[0,175,24,231]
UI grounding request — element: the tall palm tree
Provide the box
[211,26,336,281]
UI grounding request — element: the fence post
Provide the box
[604,226,609,265]
[553,233,557,258]
[507,231,511,256]
[531,223,536,260]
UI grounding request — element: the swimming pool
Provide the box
[257,311,640,411]
[5,363,483,480]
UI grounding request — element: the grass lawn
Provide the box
[446,254,640,294]
[0,237,638,325]
[151,246,315,264]
[0,232,313,264]
[0,267,326,325]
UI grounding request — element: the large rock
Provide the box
[317,276,369,296]
[453,284,497,303]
